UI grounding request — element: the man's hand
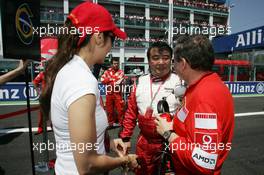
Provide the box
[16,59,30,74]
[127,154,140,171]
[0,59,31,85]
[154,115,173,136]
[110,138,127,157]
[123,141,131,154]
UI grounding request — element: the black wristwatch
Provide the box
[162,130,174,142]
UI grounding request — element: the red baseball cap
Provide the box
[68,2,127,46]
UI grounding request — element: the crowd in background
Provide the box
[146,0,228,12]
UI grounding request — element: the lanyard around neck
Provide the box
[149,78,165,107]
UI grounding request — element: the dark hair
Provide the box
[147,41,173,60]
[174,35,215,71]
[40,19,110,119]
[110,57,119,64]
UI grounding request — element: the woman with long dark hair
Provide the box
[40,2,138,174]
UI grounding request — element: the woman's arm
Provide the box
[0,60,29,85]
[69,94,137,174]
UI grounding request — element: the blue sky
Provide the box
[229,0,264,34]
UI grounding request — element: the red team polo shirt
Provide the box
[170,72,234,175]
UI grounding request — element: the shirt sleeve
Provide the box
[64,76,98,110]
[117,70,125,80]
[100,70,110,84]
[170,102,227,174]
[119,84,138,140]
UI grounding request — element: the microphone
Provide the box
[157,97,172,122]
[165,84,186,98]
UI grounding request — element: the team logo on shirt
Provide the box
[192,147,218,170]
[176,97,189,122]
[177,106,189,122]
[194,132,218,150]
[194,113,217,129]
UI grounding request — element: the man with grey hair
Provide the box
[155,35,234,174]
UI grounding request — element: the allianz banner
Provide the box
[225,82,264,95]
[0,83,39,101]
[1,82,264,102]
[212,25,264,54]
[0,83,106,102]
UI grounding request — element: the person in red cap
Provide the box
[39,2,138,174]
[101,57,125,127]
[155,35,234,174]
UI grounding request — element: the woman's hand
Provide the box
[154,115,173,136]
[123,154,140,171]
[110,138,127,157]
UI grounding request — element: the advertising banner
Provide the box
[0,0,40,60]
[1,82,264,102]
[225,81,264,95]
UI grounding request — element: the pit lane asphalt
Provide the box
[0,96,263,175]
